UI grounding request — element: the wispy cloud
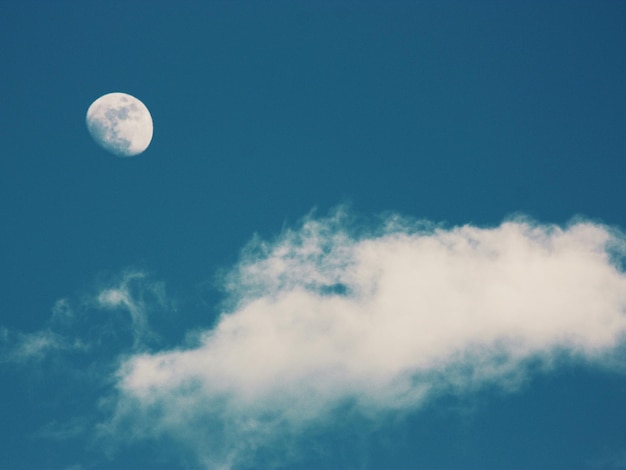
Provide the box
[13,330,73,361]
[103,210,626,469]
[94,270,165,348]
[0,304,86,365]
[0,271,175,465]
[1,270,167,366]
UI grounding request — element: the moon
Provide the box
[86,92,153,157]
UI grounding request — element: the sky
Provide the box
[1,1,626,469]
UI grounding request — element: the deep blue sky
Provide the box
[1,2,626,469]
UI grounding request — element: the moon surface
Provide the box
[86,92,153,157]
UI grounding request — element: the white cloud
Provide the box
[0,270,166,364]
[94,270,165,348]
[0,299,86,364]
[0,327,86,364]
[14,330,66,361]
[102,211,626,468]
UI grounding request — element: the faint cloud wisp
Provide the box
[94,270,164,349]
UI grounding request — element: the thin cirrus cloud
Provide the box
[0,300,86,364]
[0,271,163,365]
[102,209,626,469]
[0,329,70,364]
[95,270,165,348]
